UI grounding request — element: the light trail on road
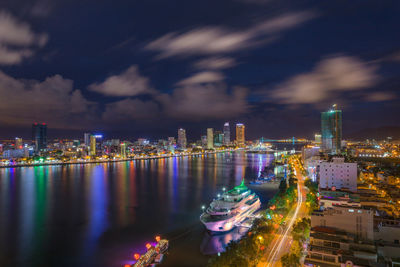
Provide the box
[263,160,305,267]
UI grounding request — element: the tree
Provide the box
[279,179,287,194]
[292,218,311,242]
[281,253,300,267]
[304,178,318,194]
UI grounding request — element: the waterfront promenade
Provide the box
[0,150,234,169]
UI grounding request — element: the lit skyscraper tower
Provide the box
[84,133,91,146]
[32,123,47,153]
[223,122,230,145]
[177,128,187,149]
[15,137,23,149]
[120,143,126,158]
[315,133,322,145]
[236,123,245,146]
[207,128,214,149]
[321,104,342,154]
[90,135,96,156]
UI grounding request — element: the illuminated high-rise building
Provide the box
[15,137,23,149]
[177,128,187,149]
[321,104,342,154]
[214,131,223,146]
[120,143,126,158]
[223,122,230,145]
[201,135,207,148]
[236,123,245,146]
[207,128,214,149]
[32,123,47,153]
[90,135,96,156]
[84,133,91,146]
[315,133,322,145]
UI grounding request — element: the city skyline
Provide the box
[1,2,400,267]
[0,1,399,139]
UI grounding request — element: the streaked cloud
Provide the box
[145,11,315,59]
[176,71,225,86]
[269,55,379,104]
[158,84,249,120]
[103,98,160,121]
[364,92,395,102]
[0,10,48,65]
[88,65,153,97]
[193,57,236,70]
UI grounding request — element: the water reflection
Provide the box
[200,226,249,255]
[0,152,279,267]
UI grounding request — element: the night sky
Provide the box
[0,0,399,140]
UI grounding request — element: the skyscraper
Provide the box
[236,123,245,146]
[32,123,47,153]
[15,137,23,149]
[223,122,230,145]
[90,135,96,156]
[213,131,223,146]
[201,135,207,148]
[120,143,126,158]
[321,104,342,154]
[84,133,91,146]
[207,128,214,149]
[177,128,187,149]
[315,133,322,145]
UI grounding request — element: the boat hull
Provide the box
[200,199,261,233]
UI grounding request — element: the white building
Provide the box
[319,158,357,192]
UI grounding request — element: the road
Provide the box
[259,157,308,267]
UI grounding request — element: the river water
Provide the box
[0,151,280,267]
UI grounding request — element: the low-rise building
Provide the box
[311,206,374,241]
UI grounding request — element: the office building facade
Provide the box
[321,104,342,154]
[177,128,187,149]
[207,128,214,149]
[236,123,245,146]
[32,123,47,153]
[223,122,230,145]
[90,135,96,156]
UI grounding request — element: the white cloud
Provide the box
[0,71,96,128]
[0,10,48,65]
[176,71,225,86]
[145,11,315,59]
[193,57,236,70]
[88,65,153,97]
[270,55,379,104]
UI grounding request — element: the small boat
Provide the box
[129,236,169,267]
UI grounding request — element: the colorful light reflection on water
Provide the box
[0,151,279,267]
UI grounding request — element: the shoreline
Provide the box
[0,150,236,169]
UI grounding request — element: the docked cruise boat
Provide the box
[200,180,261,233]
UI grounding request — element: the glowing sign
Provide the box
[93,135,103,138]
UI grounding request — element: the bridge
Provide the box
[258,137,310,145]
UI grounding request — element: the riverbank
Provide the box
[0,150,234,169]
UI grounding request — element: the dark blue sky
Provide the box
[0,0,399,140]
